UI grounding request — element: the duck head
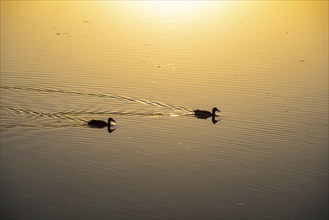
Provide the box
[212,107,221,114]
[108,118,116,125]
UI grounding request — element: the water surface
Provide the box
[1,1,328,219]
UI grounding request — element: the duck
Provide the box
[88,117,116,128]
[194,107,220,119]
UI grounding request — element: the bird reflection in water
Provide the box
[212,116,220,124]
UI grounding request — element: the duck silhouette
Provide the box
[88,117,116,128]
[194,107,220,119]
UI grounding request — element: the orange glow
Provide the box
[112,1,232,22]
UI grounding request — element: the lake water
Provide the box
[1,1,328,219]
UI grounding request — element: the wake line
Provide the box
[0,85,193,112]
[1,105,193,120]
[0,123,84,129]
[55,110,193,117]
[1,105,88,123]
[0,105,194,129]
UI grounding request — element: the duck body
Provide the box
[88,120,108,128]
[88,117,116,128]
[194,107,220,119]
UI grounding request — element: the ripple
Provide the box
[0,85,194,129]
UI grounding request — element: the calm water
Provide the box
[1,1,328,220]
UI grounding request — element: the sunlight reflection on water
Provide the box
[1,1,328,220]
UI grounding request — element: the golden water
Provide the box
[1,1,328,219]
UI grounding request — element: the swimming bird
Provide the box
[88,117,116,128]
[194,107,220,119]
